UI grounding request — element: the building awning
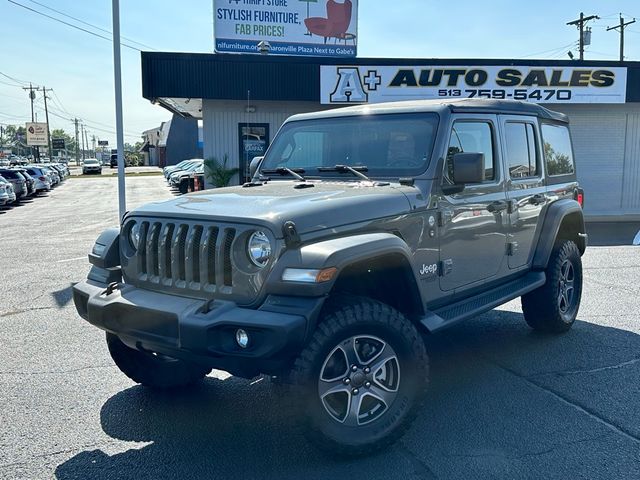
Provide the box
[141,52,640,118]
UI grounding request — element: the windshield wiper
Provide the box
[317,165,371,181]
[261,167,306,181]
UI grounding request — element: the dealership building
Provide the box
[141,52,640,221]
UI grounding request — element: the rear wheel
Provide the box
[291,298,429,456]
[106,333,211,389]
[522,240,583,333]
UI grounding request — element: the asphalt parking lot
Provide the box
[0,176,639,479]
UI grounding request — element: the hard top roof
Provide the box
[287,99,568,123]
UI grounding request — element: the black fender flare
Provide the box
[266,232,423,303]
[532,199,586,270]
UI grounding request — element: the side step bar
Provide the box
[420,271,546,332]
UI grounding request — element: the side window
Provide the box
[504,122,538,178]
[541,124,575,176]
[446,122,495,183]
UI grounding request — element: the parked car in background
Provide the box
[0,169,27,200]
[25,167,52,192]
[0,176,13,206]
[12,169,36,197]
[0,158,9,167]
[168,160,204,187]
[164,158,203,180]
[82,159,102,175]
[50,163,68,180]
[177,163,204,194]
[41,166,60,186]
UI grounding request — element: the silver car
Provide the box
[25,167,52,192]
[82,159,102,175]
[0,176,16,205]
[0,169,27,199]
[40,166,60,186]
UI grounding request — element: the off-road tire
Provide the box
[291,297,429,457]
[106,333,211,389]
[522,240,583,333]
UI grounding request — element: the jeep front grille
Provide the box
[130,220,237,293]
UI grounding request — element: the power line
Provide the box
[521,42,578,58]
[26,0,156,51]
[7,0,142,52]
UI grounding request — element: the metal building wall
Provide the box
[551,104,640,220]
[201,99,333,185]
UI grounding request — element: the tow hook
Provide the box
[104,282,121,296]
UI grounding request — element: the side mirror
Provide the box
[249,156,264,180]
[452,152,485,184]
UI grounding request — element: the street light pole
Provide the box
[112,0,126,224]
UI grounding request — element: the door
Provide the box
[499,116,546,269]
[438,116,509,292]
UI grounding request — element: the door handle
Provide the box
[529,194,546,205]
[487,201,508,213]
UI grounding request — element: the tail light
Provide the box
[574,188,584,208]
[39,176,46,181]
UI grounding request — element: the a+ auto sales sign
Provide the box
[320,65,628,104]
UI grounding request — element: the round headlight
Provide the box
[247,231,272,267]
[128,222,141,250]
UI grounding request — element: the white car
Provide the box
[82,158,102,175]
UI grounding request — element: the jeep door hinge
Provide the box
[439,259,453,276]
[438,210,453,227]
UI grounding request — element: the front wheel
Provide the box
[522,239,583,333]
[106,333,211,389]
[291,298,429,456]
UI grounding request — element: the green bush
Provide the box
[204,154,239,187]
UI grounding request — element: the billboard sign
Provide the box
[25,122,49,146]
[98,140,109,146]
[52,138,65,150]
[214,0,358,57]
[321,65,628,104]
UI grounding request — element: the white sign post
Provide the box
[321,65,628,105]
[214,0,358,57]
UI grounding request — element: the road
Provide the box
[0,176,639,479]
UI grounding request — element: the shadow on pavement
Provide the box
[55,312,640,480]
[587,222,640,246]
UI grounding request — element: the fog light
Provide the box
[235,329,249,348]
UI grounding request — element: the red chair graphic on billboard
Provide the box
[304,0,354,44]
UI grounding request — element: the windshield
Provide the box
[261,113,439,177]
[84,159,99,165]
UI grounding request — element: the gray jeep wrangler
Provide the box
[73,99,586,456]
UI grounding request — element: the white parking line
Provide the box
[55,256,87,263]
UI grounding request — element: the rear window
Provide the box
[541,124,575,176]
[0,170,18,179]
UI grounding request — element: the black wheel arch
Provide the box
[532,199,587,270]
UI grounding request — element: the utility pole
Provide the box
[92,135,96,156]
[567,12,600,60]
[74,118,80,165]
[81,123,86,161]
[41,86,53,160]
[84,127,89,158]
[22,83,37,160]
[607,15,636,61]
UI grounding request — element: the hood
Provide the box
[130,181,413,236]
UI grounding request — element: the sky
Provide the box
[1,0,639,146]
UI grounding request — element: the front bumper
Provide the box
[73,279,322,377]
